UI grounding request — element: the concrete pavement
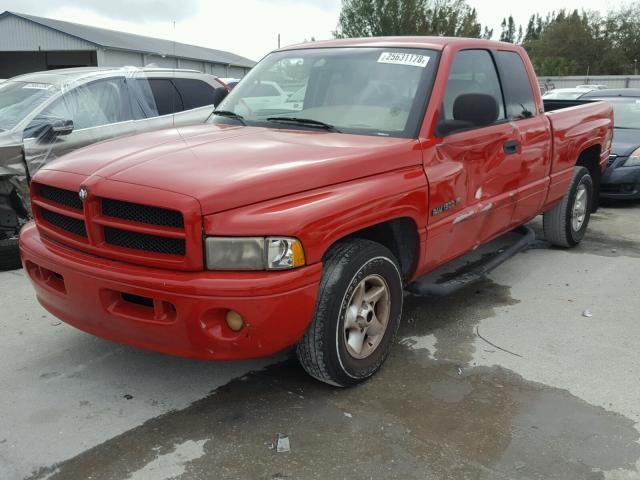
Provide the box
[1,204,639,480]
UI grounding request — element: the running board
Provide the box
[407,226,535,297]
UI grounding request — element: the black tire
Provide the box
[296,239,403,387]
[543,166,593,247]
[0,237,21,271]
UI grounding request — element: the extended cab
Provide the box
[20,38,613,386]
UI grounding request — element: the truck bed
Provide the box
[543,98,595,112]
[543,99,613,204]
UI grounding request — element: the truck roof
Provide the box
[280,36,520,53]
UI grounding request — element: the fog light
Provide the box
[225,310,244,331]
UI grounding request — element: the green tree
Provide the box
[521,9,620,75]
[334,0,487,38]
[500,15,516,43]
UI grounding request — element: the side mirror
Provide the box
[50,119,74,137]
[23,117,74,141]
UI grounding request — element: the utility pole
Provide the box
[634,59,637,76]
[278,34,281,49]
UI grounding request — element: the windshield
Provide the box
[211,47,439,138]
[0,81,57,131]
[589,97,640,129]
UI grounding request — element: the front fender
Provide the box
[203,166,429,265]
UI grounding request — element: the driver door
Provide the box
[423,49,521,268]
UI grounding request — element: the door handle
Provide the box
[503,140,520,155]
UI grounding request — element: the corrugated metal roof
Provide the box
[0,11,256,68]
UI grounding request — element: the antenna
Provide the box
[172,19,176,128]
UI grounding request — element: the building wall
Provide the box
[0,51,97,78]
[228,66,248,78]
[0,16,251,78]
[101,49,145,67]
[0,15,95,50]
[100,50,249,77]
[179,58,205,71]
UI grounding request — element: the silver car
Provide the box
[0,67,229,269]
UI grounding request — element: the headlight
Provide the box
[205,236,305,270]
[624,148,640,167]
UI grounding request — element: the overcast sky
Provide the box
[0,0,628,61]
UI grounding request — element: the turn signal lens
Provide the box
[266,237,306,270]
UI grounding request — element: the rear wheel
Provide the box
[543,166,593,247]
[296,239,403,387]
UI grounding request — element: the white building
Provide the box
[0,11,255,79]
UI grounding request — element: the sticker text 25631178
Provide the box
[377,52,430,68]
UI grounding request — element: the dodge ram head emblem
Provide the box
[79,186,88,201]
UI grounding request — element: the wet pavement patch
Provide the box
[28,281,640,480]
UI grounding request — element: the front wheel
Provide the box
[543,166,593,247]
[296,239,403,387]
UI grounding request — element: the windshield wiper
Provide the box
[212,110,246,125]
[266,116,341,133]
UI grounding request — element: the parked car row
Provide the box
[0,67,231,269]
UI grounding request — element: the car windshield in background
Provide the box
[0,81,56,131]
[210,47,439,138]
[590,97,640,129]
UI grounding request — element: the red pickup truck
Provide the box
[20,37,613,386]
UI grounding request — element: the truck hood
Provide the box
[39,124,421,214]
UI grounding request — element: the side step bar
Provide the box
[407,226,536,297]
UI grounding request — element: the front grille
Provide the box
[102,199,183,228]
[608,155,617,167]
[32,180,198,269]
[39,185,83,210]
[104,227,185,255]
[41,209,87,237]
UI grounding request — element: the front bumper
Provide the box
[19,222,322,360]
[601,157,640,199]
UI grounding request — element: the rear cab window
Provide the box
[495,51,537,119]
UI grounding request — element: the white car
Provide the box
[269,85,306,112]
[542,88,590,100]
[576,84,607,90]
[236,80,289,113]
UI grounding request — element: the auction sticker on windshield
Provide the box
[377,52,430,68]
